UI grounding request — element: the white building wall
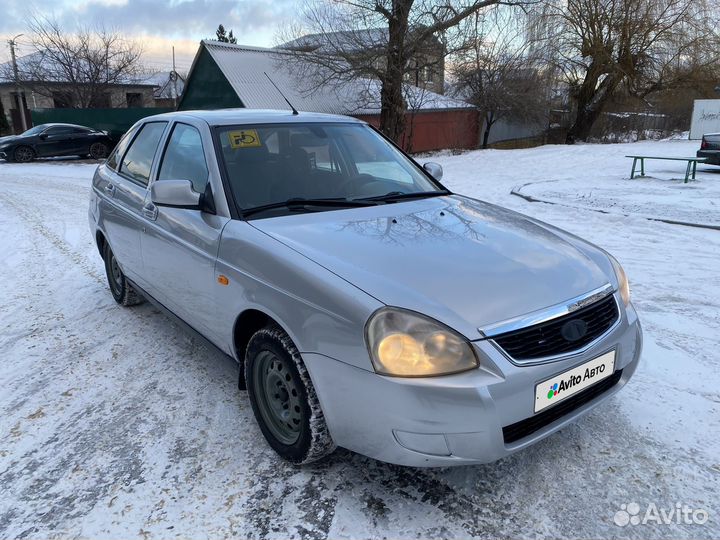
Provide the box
[690,99,720,139]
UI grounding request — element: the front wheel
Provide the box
[13,146,35,163]
[245,325,335,464]
[103,243,144,306]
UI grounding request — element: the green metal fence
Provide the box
[30,107,173,142]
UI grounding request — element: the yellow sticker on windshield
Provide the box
[228,129,261,148]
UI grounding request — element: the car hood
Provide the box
[250,195,613,339]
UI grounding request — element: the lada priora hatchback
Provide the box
[89,109,642,466]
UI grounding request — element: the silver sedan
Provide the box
[88,109,642,466]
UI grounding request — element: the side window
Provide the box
[158,123,209,193]
[119,122,167,186]
[44,126,74,136]
[107,126,139,171]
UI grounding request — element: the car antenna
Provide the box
[264,72,299,115]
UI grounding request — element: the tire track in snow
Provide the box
[1,172,496,539]
[0,191,105,286]
[511,182,720,231]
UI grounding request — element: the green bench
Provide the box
[626,155,708,183]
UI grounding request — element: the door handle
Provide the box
[104,183,115,197]
[142,202,159,221]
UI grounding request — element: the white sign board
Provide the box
[690,99,720,140]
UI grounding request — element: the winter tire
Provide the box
[245,324,336,464]
[103,243,144,306]
[13,146,35,163]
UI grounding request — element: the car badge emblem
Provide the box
[561,319,588,342]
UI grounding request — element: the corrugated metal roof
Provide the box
[201,40,471,115]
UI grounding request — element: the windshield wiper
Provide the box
[359,190,450,203]
[241,197,379,218]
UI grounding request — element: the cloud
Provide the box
[65,0,294,40]
[0,0,296,67]
[0,0,295,43]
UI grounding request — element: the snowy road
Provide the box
[1,140,718,539]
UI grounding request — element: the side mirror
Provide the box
[423,162,443,181]
[150,179,201,209]
[39,133,48,140]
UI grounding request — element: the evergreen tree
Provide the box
[216,24,229,42]
[215,24,237,44]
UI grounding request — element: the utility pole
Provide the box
[172,45,178,109]
[8,34,28,132]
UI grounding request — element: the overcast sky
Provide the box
[0,0,297,74]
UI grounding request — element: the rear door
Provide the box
[95,121,168,284]
[140,120,230,341]
[35,126,76,156]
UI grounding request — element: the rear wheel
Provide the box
[103,243,143,306]
[89,142,109,159]
[245,325,335,464]
[13,146,35,163]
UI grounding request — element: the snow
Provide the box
[1,139,719,539]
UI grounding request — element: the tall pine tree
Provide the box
[215,24,237,44]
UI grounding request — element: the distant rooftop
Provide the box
[142,71,186,99]
[185,40,470,115]
[0,51,158,87]
[277,28,390,53]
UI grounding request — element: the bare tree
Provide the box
[542,0,720,142]
[279,0,535,143]
[6,16,145,108]
[403,84,434,152]
[451,6,552,148]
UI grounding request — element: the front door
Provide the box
[140,121,229,342]
[35,125,77,156]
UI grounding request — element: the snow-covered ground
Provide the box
[1,140,718,539]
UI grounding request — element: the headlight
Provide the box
[366,308,479,377]
[609,255,631,306]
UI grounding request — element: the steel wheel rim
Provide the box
[109,255,123,294]
[90,143,105,159]
[252,350,303,445]
[16,147,32,162]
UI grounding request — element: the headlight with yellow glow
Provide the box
[609,255,631,306]
[366,308,479,377]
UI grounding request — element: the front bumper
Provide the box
[303,293,642,467]
[697,149,720,165]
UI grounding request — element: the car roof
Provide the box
[143,109,367,127]
[41,123,95,130]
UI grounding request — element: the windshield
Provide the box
[22,125,48,136]
[216,123,446,217]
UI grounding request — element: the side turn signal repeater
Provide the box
[217,275,229,286]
